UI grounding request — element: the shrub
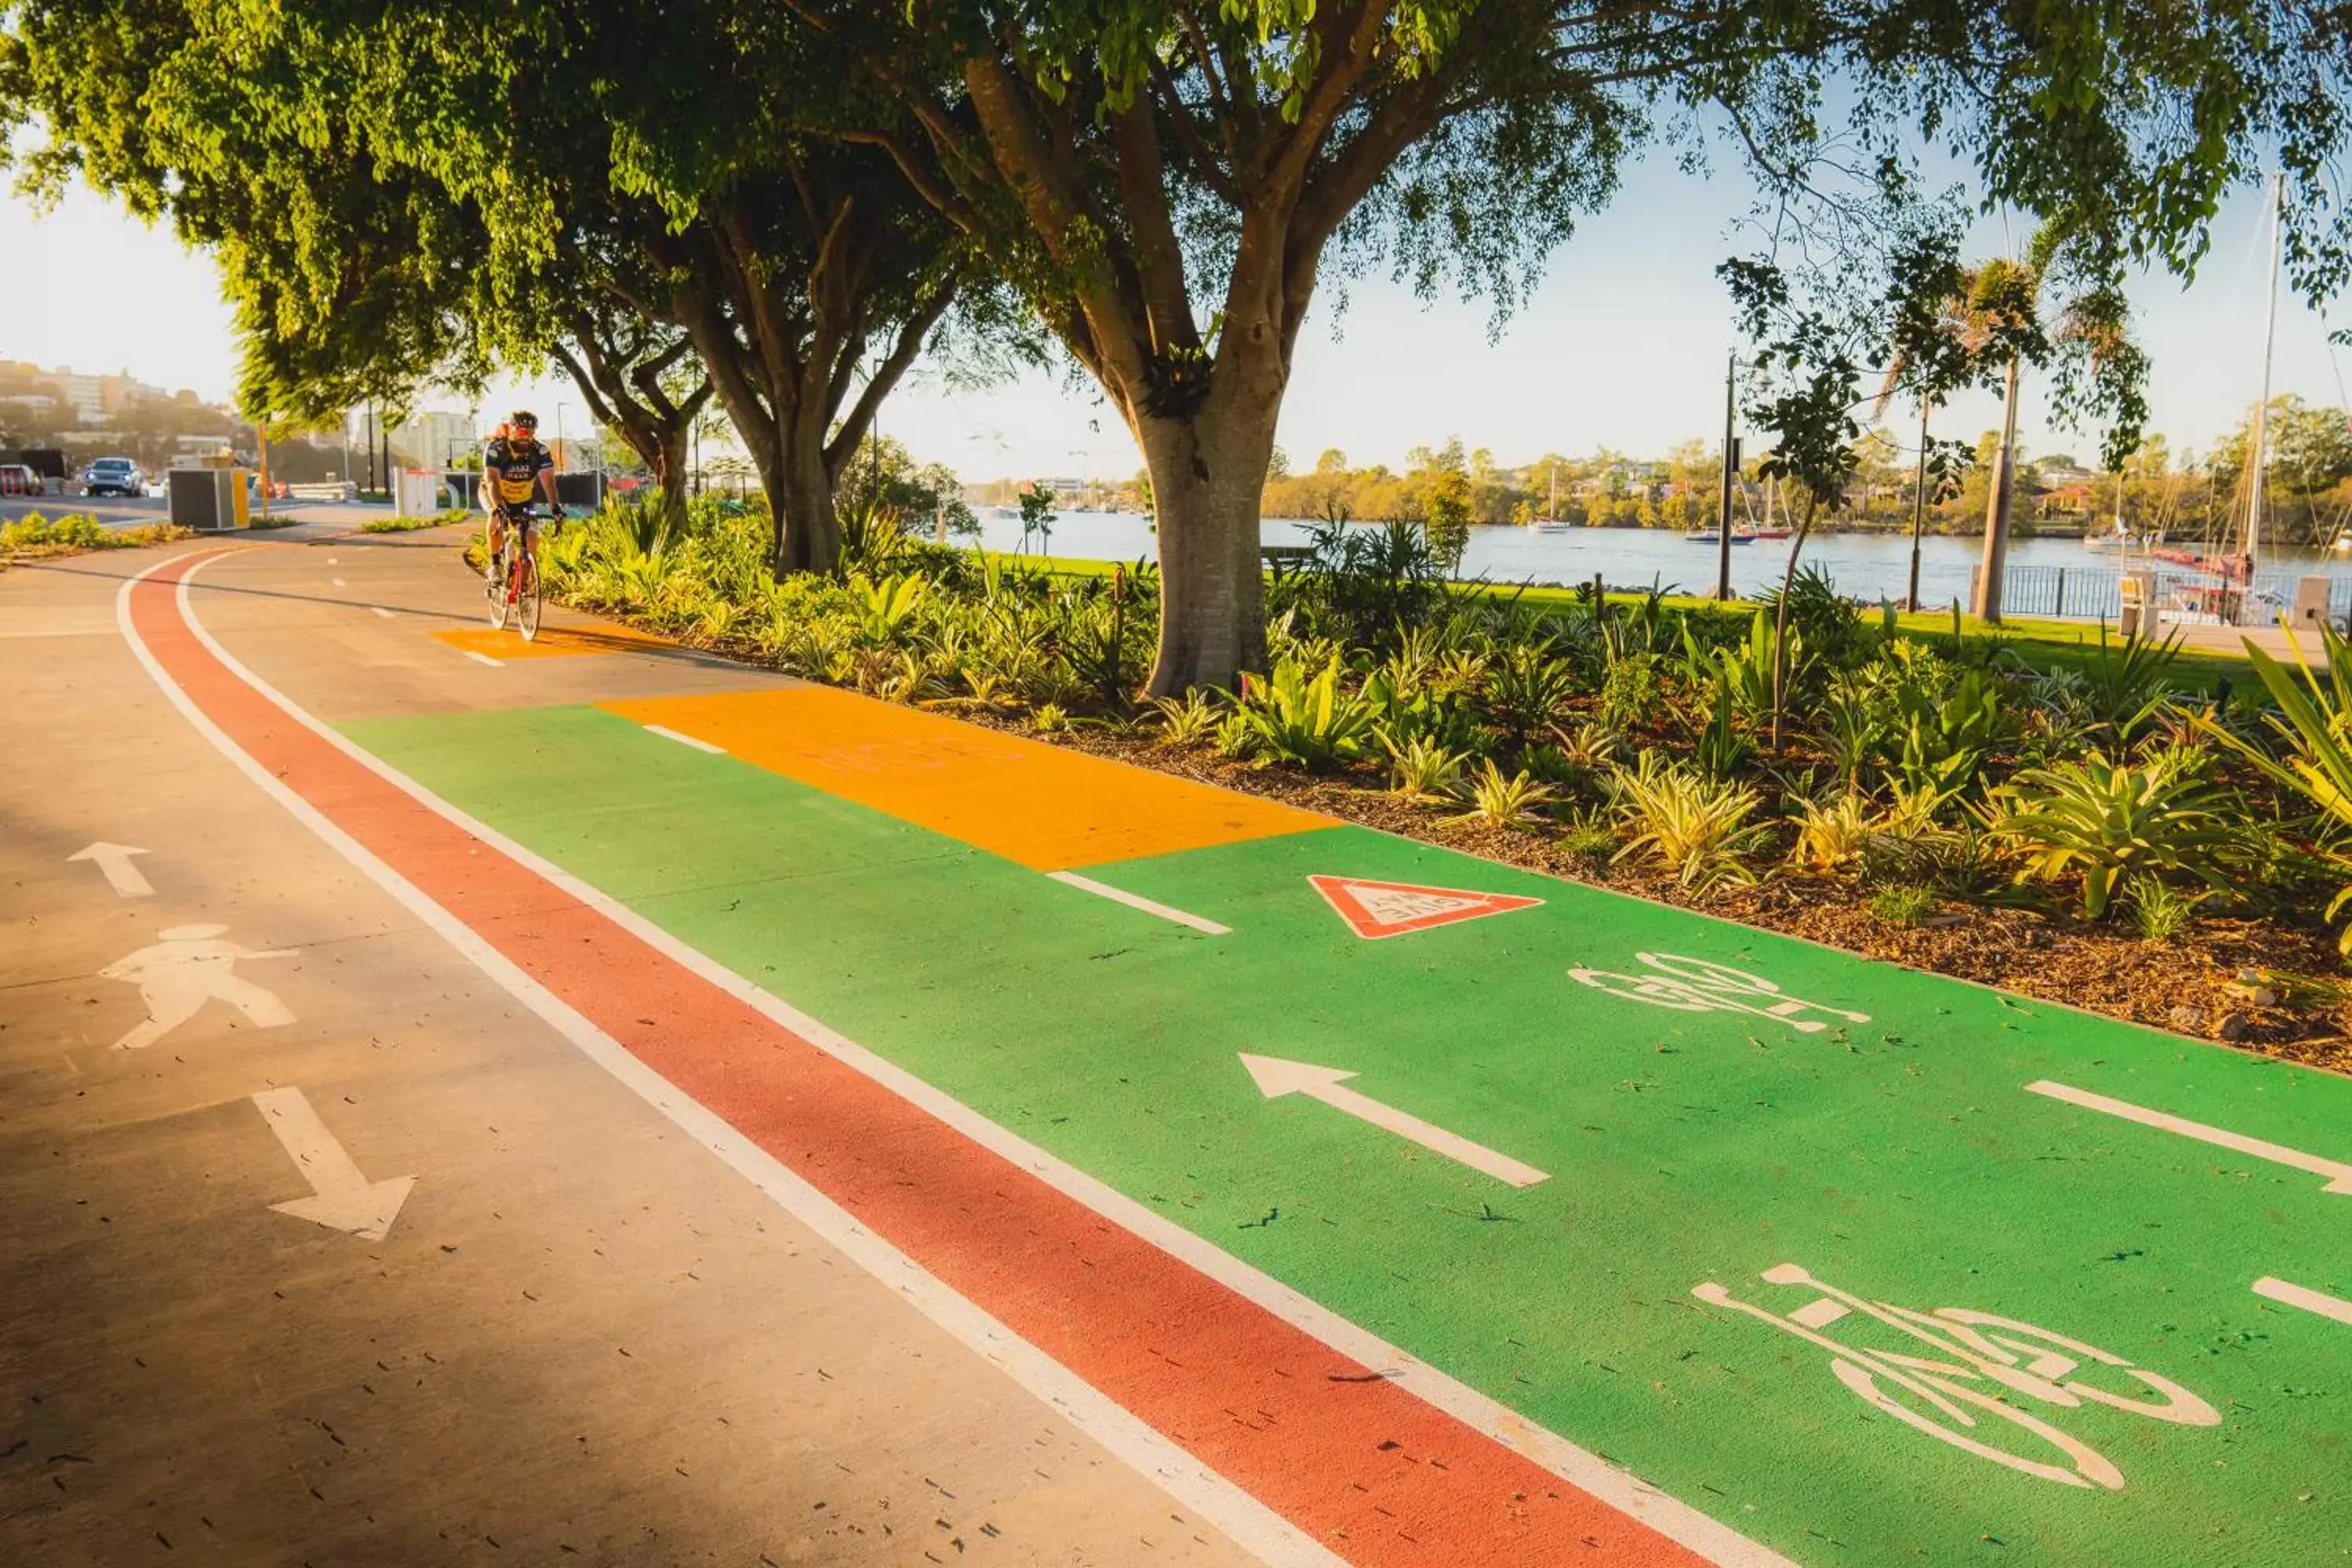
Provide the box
[1986,751,2234,920]
[1789,792,1879,874]
[2,511,111,550]
[1607,753,1768,891]
[1383,731,1472,804]
[1151,690,1223,746]
[2127,880,2205,942]
[1870,884,1940,925]
[1598,650,1664,731]
[2078,625,2183,741]
[1477,641,1581,746]
[1559,807,1619,865]
[2201,625,2352,952]
[1228,658,1380,769]
[1447,759,1558,829]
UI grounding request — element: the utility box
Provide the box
[2292,575,2333,630]
[168,466,251,531]
[2118,569,2156,638]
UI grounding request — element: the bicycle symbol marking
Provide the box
[1568,953,1871,1033]
[1692,1262,2220,1490]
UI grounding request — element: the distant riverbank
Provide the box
[965,512,2350,609]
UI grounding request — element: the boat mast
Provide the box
[2245,170,2285,582]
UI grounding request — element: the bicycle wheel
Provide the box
[1831,1354,2125,1490]
[483,535,506,622]
[489,542,513,630]
[515,551,542,641]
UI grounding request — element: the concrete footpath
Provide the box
[1,534,1257,1566]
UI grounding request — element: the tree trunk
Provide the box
[1770,493,1820,753]
[1136,402,1276,695]
[1973,354,2023,622]
[765,410,840,579]
[652,427,689,532]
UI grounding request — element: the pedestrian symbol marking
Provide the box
[100,924,296,1051]
[1307,874,1542,939]
[1693,1262,2219,1490]
[1570,953,1871,1033]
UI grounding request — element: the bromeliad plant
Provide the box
[1985,750,2234,920]
[1226,658,1381,770]
[1608,751,1770,891]
[2203,624,2352,951]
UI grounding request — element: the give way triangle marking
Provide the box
[1308,874,1542,940]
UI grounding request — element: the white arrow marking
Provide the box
[463,650,502,668]
[2254,1276,2352,1326]
[67,841,152,898]
[1240,1054,1547,1187]
[2027,1080,2352,1195]
[371,606,397,619]
[252,1086,415,1241]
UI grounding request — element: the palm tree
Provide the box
[1878,226,2143,622]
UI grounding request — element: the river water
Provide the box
[965,510,2350,611]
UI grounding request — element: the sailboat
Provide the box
[2163,174,2281,621]
[1534,466,1570,532]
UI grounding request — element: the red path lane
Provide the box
[132,552,1706,1568]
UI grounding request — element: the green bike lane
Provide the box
[341,701,2350,1566]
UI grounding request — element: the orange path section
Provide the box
[434,623,675,661]
[601,685,1334,871]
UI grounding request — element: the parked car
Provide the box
[82,456,143,496]
[0,464,39,496]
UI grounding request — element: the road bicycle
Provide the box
[483,501,562,641]
[1693,1262,2219,1489]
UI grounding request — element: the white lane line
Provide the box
[122,554,1336,1568]
[372,607,397,619]
[154,551,1789,1568]
[2027,1080,2352,1195]
[332,577,347,586]
[643,724,725,755]
[462,650,503,668]
[1046,871,1231,935]
[2253,1276,2352,1326]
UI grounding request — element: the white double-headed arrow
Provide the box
[2028,1080,2352,1196]
[252,1087,415,1240]
[68,841,152,897]
[1240,1054,1548,1187]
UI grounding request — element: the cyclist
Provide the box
[481,410,564,568]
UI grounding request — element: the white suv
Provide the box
[82,457,143,496]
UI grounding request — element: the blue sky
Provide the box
[5,148,2345,479]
